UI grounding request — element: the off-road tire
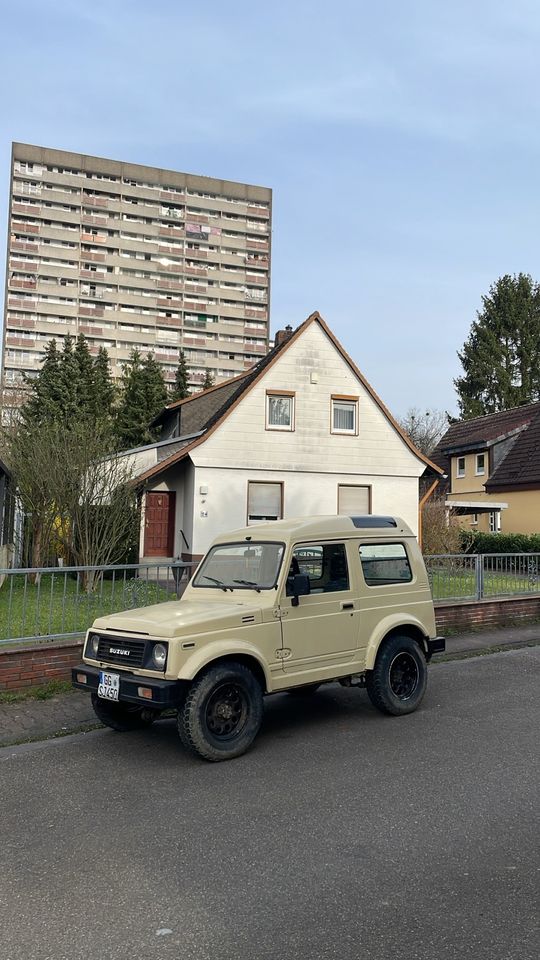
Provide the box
[366,635,427,716]
[91,693,155,731]
[178,662,263,762]
[287,683,321,696]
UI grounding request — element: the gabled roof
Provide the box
[431,401,540,490]
[136,312,443,485]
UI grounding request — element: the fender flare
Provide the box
[177,639,271,691]
[364,615,429,670]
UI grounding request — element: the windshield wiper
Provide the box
[232,579,261,592]
[201,576,229,591]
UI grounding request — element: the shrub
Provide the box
[462,531,540,554]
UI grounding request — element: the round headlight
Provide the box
[152,643,167,669]
[88,634,99,657]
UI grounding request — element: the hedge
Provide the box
[461,531,540,554]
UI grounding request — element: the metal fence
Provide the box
[0,561,196,646]
[425,553,540,602]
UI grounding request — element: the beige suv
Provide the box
[73,516,444,761]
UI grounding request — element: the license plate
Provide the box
[98,671,120,701]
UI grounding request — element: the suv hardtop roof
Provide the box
[212,515,414,545]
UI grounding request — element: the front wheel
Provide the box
[91,693,156,731]
[366,635,427,716]
[178,662,263,762]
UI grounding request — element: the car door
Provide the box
[278,540,359,681]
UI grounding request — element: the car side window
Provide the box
[359,542,412,586]
[286,543,349,595]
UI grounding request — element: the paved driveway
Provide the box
[1,648,538,960]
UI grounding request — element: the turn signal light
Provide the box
[137,687,153,699]
[76,673,87,684]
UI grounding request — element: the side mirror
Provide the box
[291,573,310,606]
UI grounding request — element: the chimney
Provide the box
[274,325,294,347]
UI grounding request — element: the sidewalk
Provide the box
[1,623,539,748]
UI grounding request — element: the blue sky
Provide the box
[2,0,540,417]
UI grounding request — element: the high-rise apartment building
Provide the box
[1,143,271,402]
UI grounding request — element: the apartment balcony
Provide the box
[158,225,184,238]
[160,190,185,202]
[245,308,268,321]
[218,302,245,320]
[82,194,109,208]
[36,300,78,318]
[115,235,156,254]
[8,294,37,309]
[155,278,183,292]
[10,238,38,252]
[247,205,270,219]
[78,324,104,336]
[246,239,269,251]
[184,281,207,295]
[157,297,182,309]
[184,264,208,277]
[186,213,210,226]
[156,316,182,328]
[157,243,184,257]
[161,262,184,274]
[40,170,87,189]
[12,201,42,217]
[10,278,37,290]
[12,220,40,235]
[6,315,36,330]
[79,305,105,318]
[81,213,109,227]
[5,334,36,348]
[246,273,268,286]
[81,250,106,264]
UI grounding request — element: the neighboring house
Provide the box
[431,402,540,534]
[130,313,441,562]
[0,456,15,568]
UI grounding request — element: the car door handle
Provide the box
[341,602,354,610]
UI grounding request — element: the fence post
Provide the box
[474,554,484,600]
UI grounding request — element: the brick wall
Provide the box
[435,596,540,633]
[1,594,540,692]
[0,640,83,691]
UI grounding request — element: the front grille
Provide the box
[97,636,146,668]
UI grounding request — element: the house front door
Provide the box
[144,492,176,557]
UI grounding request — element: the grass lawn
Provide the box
[0,572,176,644]
[429,568,540,601]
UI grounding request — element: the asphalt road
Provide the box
[0,648,538,960]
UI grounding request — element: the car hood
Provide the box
[92,597,264,639]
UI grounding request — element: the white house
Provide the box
[133,313,441,562]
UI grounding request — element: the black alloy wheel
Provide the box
[366,634,427,716]
[178,662,264,761]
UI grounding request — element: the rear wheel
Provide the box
[366,635,427,716]
[91,693,156,731]
[178,662,263,762]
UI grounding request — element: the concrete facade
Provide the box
[1,143,271,403]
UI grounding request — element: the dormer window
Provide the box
[457,457,466,478]
[476,453,486,476]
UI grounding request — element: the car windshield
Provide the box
[193,541,285,590]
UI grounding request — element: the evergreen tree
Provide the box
[92,347,115,423]
[22,339,62,426]
[202,368,215,390]
[115,350,168,448]
[74,334,95,416]
[170,349,190,401]
[455,273,540,419]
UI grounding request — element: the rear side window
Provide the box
[359,543,412,586]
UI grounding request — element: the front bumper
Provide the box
[426,636,445,659]
[72,664,186,709]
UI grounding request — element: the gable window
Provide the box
[331,395,358,435]
[266,391,294,431]
[456,457,466,478]
[476,453,486,476]
[247,481,283,523]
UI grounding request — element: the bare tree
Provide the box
[399,408,448,457]
[2,419,139,583]
[421,497,467,555]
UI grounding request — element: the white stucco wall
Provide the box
[189,467,419,556]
